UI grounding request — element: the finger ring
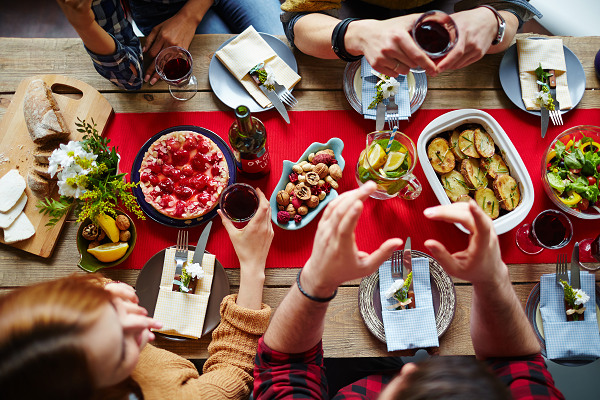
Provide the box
[393,61,400,72]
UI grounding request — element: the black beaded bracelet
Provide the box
[296,270,337,303]
[331,18,362,63]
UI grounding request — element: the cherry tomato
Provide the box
[570,168,582,174]
[597,164,600,173]
[580,198,589,211]
[588,176,597,186]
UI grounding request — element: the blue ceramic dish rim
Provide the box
[130,125,237,229]
[269,138,345,230]
[525,282,600,366]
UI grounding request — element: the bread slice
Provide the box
[33,140,65,164]
[28,170,56,199]
[23,79,70,145]
[0,169,27,212]
[32,161,53,179]
[3,211,35,243]
[0,192,27,228]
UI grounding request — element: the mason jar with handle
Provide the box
[355,131,422,200]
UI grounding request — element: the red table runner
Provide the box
[105,109,600,269]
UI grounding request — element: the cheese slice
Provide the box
[0,170,26,212]
[0,193,27,228]
[3,212,35,243]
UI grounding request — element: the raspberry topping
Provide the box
[183,137,198,150]
[172,149,190,166]
[158,178,174,193]
[197,192,211,205]
[277,211,290,224]
[174,201,185,217]
[181,165,194,176]
[198,140,211,154]
[174,186,193,201]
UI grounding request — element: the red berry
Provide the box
[162,164,174,176]
[172,149,189,166]
[192,153,209,171]
[191,174,209,190]
[158,151,169,162]
[148,162,162,173]
[211,165,220,176]
[588,176,597,186]
[174,186,193,201]
[166,138,181,151]
[183,137,198,150]
[158,178,174,193]
[197,192,211,205]
[205,182,217,194]
[198,140,211,154]
[140,172,150,183]
[580,198,590,211]
[174,201,186,217]
[170,168,182,182]
[182,165,194,176]
[547,163,552,170]
[597,164,600,173]
[149,174,159,186]
[211,152,222,162]
[160,194,173,208]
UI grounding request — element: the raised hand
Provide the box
[55,0,95,30]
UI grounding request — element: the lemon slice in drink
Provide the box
[368,144,386,169]
[383,151,406,172]
[87,242,129,263]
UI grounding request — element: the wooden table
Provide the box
[1,33,599,360]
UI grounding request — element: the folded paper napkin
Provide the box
[540,271,600,361]
[215,25,301,108]
[516,38,572,111]
[379,257,439,352]
[152,248,216,339]
[361,57,411,122]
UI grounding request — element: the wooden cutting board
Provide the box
[0,75,113,257]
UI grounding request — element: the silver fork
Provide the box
[550,108,563,126]
[386,96,400,131]
[556,253,569,285]
[391,251,402,279]
[174,230,189,276]
[275,82,298,108]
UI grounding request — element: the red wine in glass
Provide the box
[163,58,191,82]
[516,210,573,255]
[219,183,259,228]
[414,21,451,54]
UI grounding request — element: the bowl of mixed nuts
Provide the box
[270,138,345,230]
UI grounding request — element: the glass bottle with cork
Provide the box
[228,105,271,179]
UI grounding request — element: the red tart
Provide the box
[138,131,229,220]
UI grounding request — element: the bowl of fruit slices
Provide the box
[542,125,600,219]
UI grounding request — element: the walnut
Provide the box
[306,195,319,208]
[295,183,311,201]
[116,215,130,230]
[305,171,320,186]
[276,190,290,206]
[302,163,313,172]
[326,175,339,190]
[88,240,101,249]
[286,204,297,217]
[97,229,106,241]
[119,230,131,242]
[318,191,327,201]
[328,164,343,181]
[317,149,335,157]
[298,205,308,216]
[292,164,303,174]
[285,182,296,194]
[308,153,315,162]
[313,163,329,179]
[82,224,99,241]
[278,204,285,211]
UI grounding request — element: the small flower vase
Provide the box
[565,300,585,321]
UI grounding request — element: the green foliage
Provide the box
[36,197,75,227]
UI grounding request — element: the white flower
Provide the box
[384,279,404,299]
[534,90,551,107]
[47,141,95,178]
[186,263,204,280]
[56,166,87,198]
[381,77,400,99]
[264,64,276,89]
[574,289,590,306]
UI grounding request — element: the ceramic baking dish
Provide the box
[416,109,534,235]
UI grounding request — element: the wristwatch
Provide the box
[478,5,506,46]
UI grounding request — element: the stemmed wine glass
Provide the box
[411,10,458,73]
[516,209,573,255]
[155,46,197,101]
[578,234,600,271]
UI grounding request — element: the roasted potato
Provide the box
[455,194,471,202]
[441,170,470,202]
[494,174,521,211]
[460,159,487,189]
[449,129,468,161]
[480,154,509,180]
[474,188,500,219]
[458,129,479,158]
[474,128,495,157]
[428,138,455,174]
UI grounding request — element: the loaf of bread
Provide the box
[34,140,65,164]
[23,79,70,145]
[28,170,56,199]
[32,161,53,180]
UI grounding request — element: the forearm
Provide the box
[293,13,341,59]
[470,264,540,359]
[176,0,214,26]
[72,21,116,56]
[235,263,265,311]
[486,10,519,54]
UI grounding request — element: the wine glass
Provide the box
[411,10,458,73]
[578,234,600,271]
[516,210,573,255]
[219,183,259,228]
[155,46,197,101]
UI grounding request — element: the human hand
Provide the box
[423,200,505,286]
[218,188,273,278]
[113,297,162,343]
[105,282,148,316]
[301,182,403,298]
[55,0,95,30]
[142,13,198,85]
[436,8,498,73]
[346,16,438,77]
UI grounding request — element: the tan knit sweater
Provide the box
[281,0,435,12]
[130,294,271,400]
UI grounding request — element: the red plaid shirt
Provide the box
[253,338,565,400]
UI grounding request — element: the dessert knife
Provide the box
[402,237,412,288]
[541,103,549,138]
[571,241,581,290]
[376,102,385,131]
[192,221,213,266]
[249,66,289,124]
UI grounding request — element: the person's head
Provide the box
[379,356,511,400]
[0,275,151,400]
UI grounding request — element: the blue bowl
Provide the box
[270,138,345,230]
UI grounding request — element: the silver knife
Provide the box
[192,221,213,266]
[249,65,290,124]
[376,102,385,131]
[548,69,560,127]
[541,105,549,138]
[571,241,581,290]
[402,237,412,287]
